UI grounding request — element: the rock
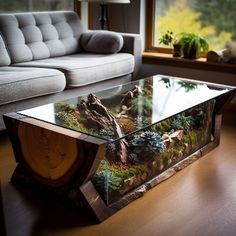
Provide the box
[163,130,184,148]
[124,175,137,186]
[170,130,184,141]
[120,85,142,108]
[77,93,129,163]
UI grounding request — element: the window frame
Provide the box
[74,0,80,15]
[145,0,206,57]
[145,0,172,54]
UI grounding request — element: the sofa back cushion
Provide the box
[0,33,11,66]
[0,11,86,63]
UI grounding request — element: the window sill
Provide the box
[143,52,236,74]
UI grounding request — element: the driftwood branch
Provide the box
[77,94,128,163]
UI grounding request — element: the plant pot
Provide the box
[173,43,181,57]
[182,45,198,59]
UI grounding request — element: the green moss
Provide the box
[94,160,148,183]
[175,144,183,152]
[130,96,153,116]
[188,131,199,146]
[158,150,173,161]
[154,119,172,134]
[55,111,79,130]
[109,164,148,179]
[55,102,76,113]
[181,133,192,145]
[92,160,149,202]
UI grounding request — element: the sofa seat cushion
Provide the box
[14,53,134,88]
[0,67,66,105]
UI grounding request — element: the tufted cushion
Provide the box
[0,33,11,66]
[0,11,86,63]
[80,30,124,54]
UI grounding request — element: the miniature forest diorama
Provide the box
[54,78,216,205]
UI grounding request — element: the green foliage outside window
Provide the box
[193,0,236,41]
[155,0,233,50]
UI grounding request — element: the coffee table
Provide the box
[3,75,235,222]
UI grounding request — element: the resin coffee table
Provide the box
[3,75,235,222]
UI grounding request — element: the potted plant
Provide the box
[178,32,209,59]
[159,31,181,57]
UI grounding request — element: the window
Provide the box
[146,0,236,52]
[0,0,74,12]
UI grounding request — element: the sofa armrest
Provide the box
[120,33,142,79]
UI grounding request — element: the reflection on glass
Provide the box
[21,103,56,123]
[19,75,231,141]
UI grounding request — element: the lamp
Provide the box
[79,0,130,30]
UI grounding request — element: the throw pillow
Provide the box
[80,30,124,54]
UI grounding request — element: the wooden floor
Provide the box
[1,109,236,236]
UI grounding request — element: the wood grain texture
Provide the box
[3,113,106,187]
[19,122,81,185]
[79,181,115,222]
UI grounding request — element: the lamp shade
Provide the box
[78,0,130,3]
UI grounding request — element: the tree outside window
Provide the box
[154,0,235,50]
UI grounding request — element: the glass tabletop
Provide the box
[19,75,233,141]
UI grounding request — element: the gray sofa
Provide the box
[0,11,142,130]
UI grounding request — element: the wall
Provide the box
[90,0,141,33]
